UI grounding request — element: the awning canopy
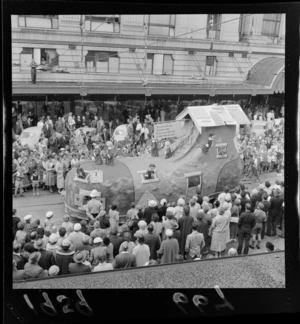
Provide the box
[244,57,285,94]
[176,104,250,133]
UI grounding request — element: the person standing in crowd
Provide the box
[12,209,20,240]
[55,156,64,193]
[24,252,48,279]
[52,239,75,275]
[114,242,137,269]
[69,251,92,274]
[174,198,185,220]
[266,188,284,237]
[89,237,107,267]
[185,222,205,260]
[68,223,85,252]
[119,231,135,254]
[45,157,55,193]
[13,259,26,281]
[144,200,158,225]
[61,214,74,235]
[237,203,256,255]
[144,224,161,261]
[108,204,119,233]
[230,199,241,242]
[34,238,55,271]
[132,235,150,267]
[208,207,228,258]
[30,168,40,197]
[93,253,113,272]
[249,202,267,249]
[157,229,179,264]
[86,190,103,221]
[109,228,124,258]
[14,166,24,197]
[178,206,194,258]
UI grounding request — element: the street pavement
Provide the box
[12,171,284,254]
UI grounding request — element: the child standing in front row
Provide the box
[31,169,40,197]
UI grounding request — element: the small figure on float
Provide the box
[144,163,156,180]
[164,141,172,159]
[201,133,215,153]
[76,164,87,179]
[151,136,159,157]
[94,143,103,165]
[106,141,114,166]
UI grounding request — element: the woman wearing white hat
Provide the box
[86,190,103,221]
[157,229,179,264]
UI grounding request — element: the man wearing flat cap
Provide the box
[24,252,48,279]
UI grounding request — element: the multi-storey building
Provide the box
[11,14,285,117]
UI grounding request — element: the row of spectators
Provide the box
[13,180,284,281]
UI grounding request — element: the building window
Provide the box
[18,15,58,29]
[85,15,120,33]
[205,56,218,76]
[19,48,59,70]
[85,51,119,73]
[148,15,175,36]
[152,54,174,75]
[207,14,221,40]
[216,143,228,158]
[261,14,281,37]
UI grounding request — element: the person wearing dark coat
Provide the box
[109,229,124,257]
[260,193,271,239]
[144,200,158,224]
[178,206,194,258]
[240,191,251,214]
[114,242,137,269]
[144,224,161,260]
[13,209,20,240]
[34,238,55,270]
[52,239,75,275]
[266,189,284,237]
[157,199,167,222]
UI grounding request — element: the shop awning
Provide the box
[244,57,285,94]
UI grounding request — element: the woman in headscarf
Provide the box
[174,198,185,220]
[208,207,229,258]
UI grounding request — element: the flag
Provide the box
[187,175,201,188]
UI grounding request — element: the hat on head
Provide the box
[49,234,58,244]
[170,220,179,230]
[49,265,60,276]
[166,210,174,219]
[130,202,136,208]
[29,252,41,263]
[160,199,167,206]
[34,238,47,250]
[177,198,185,206]
[258,184,265,190]
[228,248,237,256]
[73,251,87,263]
[94,237,103,244]
[90,189,99,198]
[60,148,65,151]
[74,223,81,231]
[46,211,53,218]
[148,200,157,208]
[24,215,32,221]
[61,239,71,248]
[89,219,96,227]
[165,229,173,237]
[82,235,90,245]
[138,220,147,229]
[99,210,106,217]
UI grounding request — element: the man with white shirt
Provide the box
[37,117,44,129]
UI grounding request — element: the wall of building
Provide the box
[11,14,285,89]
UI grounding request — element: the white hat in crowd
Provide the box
[90,190,99,198]
[49,234,58,244]
[46,211,53,218]
[74,223,81,231]
[177,198,185,206]
[49,265,60,276]
[160,199,167,206]
[94,237,103,244]
[24,215,32,221]
[165,229,173,237]
[138,220,147,229]
[148,200,157,208]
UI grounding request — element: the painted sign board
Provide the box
[154,121,183,140]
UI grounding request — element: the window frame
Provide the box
[206,14,221,40]
[85,51,119,73]
[137,170,160,184]
[18,15,59,29]
[215,143,228,159]
[148,14,176,37]
[205,56,218,76]
[261,13,281,37]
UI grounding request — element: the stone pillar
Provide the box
[278,14,285,44]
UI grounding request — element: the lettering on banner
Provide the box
[154,121,182,140]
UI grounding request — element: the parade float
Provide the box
[63,105,250,221]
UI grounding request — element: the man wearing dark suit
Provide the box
[114,242,136,269]
[42,120,54,139]
[101,128,111,142]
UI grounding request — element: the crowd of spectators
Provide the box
[13,179,284,281]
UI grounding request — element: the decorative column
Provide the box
[241,14,266,44]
